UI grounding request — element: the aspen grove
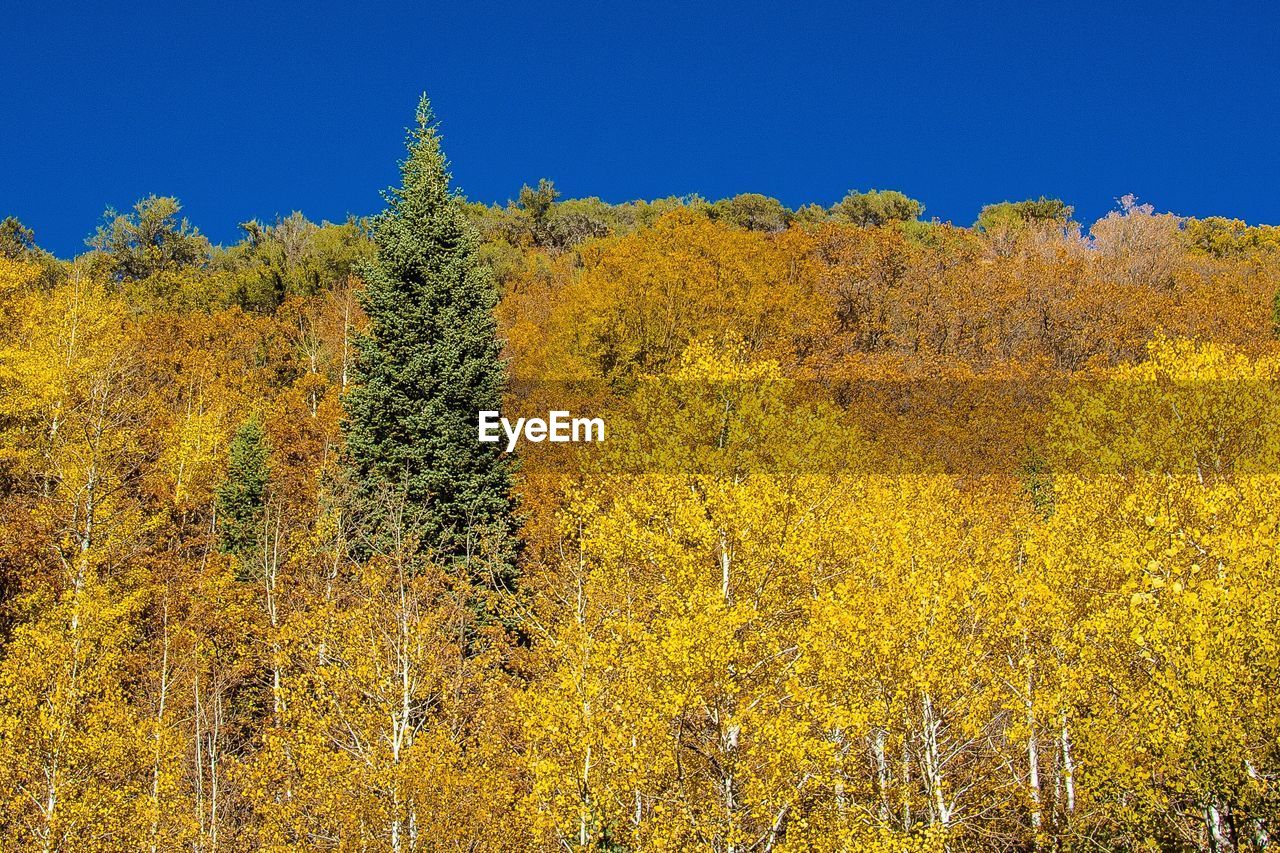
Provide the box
[2,101,1280,851]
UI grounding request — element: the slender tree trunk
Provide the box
[1205,797,1231,853]
[210,685,222,851]
[901,720,912,832]
[150,592,172,853]
[193,671,205,851]
[264,512,284,723]
[920,693,951,829]
[1026,655,1042,843]
[874,727,890,823]
[723,718,739,853]
[1060,711,1075,816]
[579,745,592,848]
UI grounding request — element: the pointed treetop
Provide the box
[394,93,451,211]
[415,92,435,133]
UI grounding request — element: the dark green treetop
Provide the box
[217,416,270,578]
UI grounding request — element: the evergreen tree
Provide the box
[0,217,36,260]
[217,416,270,576]
[342,95,515,580]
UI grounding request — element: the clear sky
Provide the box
[4,0,1278,257]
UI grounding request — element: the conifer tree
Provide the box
[342,95,515,579]
[217,416,269,573]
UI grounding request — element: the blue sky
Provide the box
[3,0,1278,257]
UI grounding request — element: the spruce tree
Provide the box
[342,95,515,579]
[217,416,270,578]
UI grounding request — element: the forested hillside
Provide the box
[3,101,1280,851]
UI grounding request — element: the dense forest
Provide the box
[3,97,1280,852]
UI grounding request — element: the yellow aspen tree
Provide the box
[0,271,156,848]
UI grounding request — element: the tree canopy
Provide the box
[4,101,1280,851]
